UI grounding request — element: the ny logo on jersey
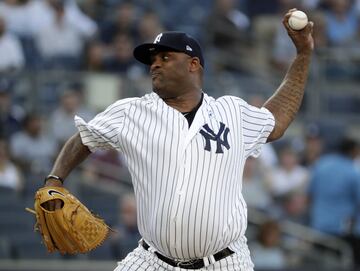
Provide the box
[200,122,230,153]
[154,33,163,43]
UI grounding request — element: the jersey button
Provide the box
[176,190,183,196]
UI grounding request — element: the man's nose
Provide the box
[150,56,161,71]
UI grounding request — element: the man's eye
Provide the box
[162,55,169,61]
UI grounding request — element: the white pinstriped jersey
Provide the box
[75,92,275,261]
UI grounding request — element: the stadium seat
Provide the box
[0,238,10,259]
[13,235,60,259]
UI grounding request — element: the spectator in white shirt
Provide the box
[267,146,309,199]
[0,138,22,192]
[0,16,24,73]
[10,113,57,176]
[0,0,33,38]
[49,87,94,148]
[242,157,273,211]
[34,0,97,69]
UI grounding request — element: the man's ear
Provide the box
[189,57,201,72]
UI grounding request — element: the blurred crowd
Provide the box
[0,0,360,77]
[244,129,360,269]
[1,0,360,269]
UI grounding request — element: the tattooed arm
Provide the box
[264,9,314,142]
[43,132,91,210]
[45,132,91,187]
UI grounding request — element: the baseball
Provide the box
[288,10,308,30]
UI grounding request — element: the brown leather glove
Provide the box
[28,186,110,254]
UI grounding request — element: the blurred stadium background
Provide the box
[0,0,360,270]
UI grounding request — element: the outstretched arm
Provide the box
[264,9,314,142]
[45,132,91,187]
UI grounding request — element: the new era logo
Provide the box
[186,45,193,51]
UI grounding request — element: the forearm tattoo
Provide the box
[264,53,311,140]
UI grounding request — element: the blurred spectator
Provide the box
[103,33,143,78]
[0,0,97,69]
[99,1,138,45]
[265,144,310,222]
[271,27,295,75]
[300,125,324,168]
[0,0,44,69]
[136,10,165,44]
[0,16,25,73]
[308,137,360,266]
[155,0,210,38]
[34,0,98,69]
[75,0,108,24]
[0,0,34,38]
[260,142,279,170]
[110,193,141,260]
[270,0,302,75]
[357,0,360,14]
[29,0,97,38]
[250,220,287,269]
[321,0,360,79]
[131,10,165,76]
[267,146,309,199]
[204,0,252,73]
[265,1,327,77]
[84,41,104,71]
[324,0,359,47]
[10,113,57,175]
[0,138,22,192]
[280,192,308,224]
[49,87,94,148]
[0,79,24,139]
[310,10,328,49]
[82,149,130,184]
[242,157,273,211]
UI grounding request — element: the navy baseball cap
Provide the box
[133,31,204,67]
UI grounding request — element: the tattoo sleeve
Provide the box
[264,53,312,142]
[50,132,91,179]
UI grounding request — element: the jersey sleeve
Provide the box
[74,99,131,152]
[237,98,275,158]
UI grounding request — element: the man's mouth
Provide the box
[151,72,161,79]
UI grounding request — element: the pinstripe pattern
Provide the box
[75,92,274,269]
[114,244,255,271]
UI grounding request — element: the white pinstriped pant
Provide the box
[114,245,254,271]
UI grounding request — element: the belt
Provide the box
[141,240,234,269]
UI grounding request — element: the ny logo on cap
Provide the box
[154,33,163,44]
